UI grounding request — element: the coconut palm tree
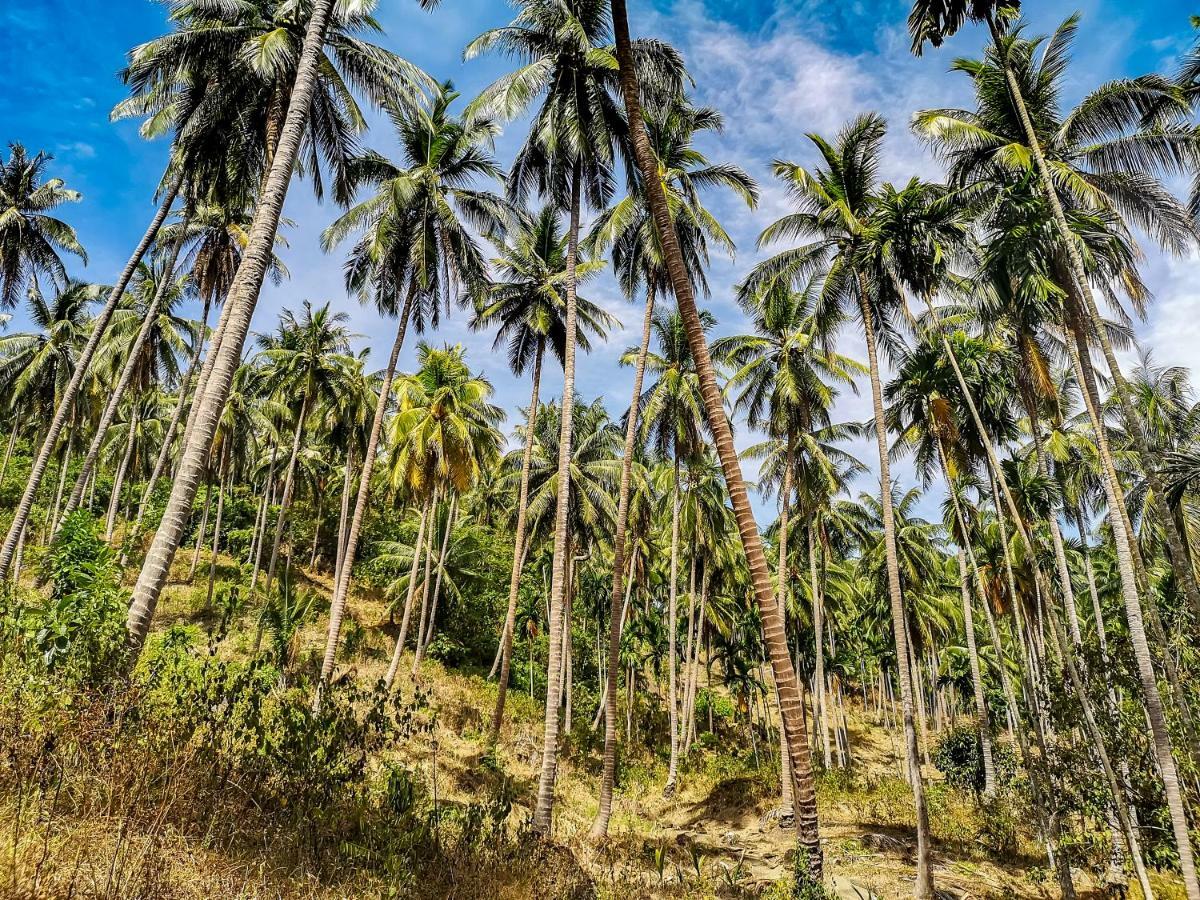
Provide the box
[609,0,822,873]
[382,342,503,687]
[467,0,682,833]
[127,0,353,650]
[475,203,613,743]
[0,144,85,309]
[743,113,933,892]
[256,301,355,592]
[315,81,512,695]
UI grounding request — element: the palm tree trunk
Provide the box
[611,0,820,872]
[0,426,18,488]
[264,392,310,593]
[250,438,279,591]
[664,450,682,797]
[125,0,337,653]
[531,159,583,835]
[206,443,231,608]
[386,495,431,690]
[334,444,354,586]
[957,548,996,795]
[773,428,799,810]
[61,214,192,527]
[420,494,456,655]
[490,342,544,741]
[188,466,213,583]
[809,524,832,770]
[106,414,138,541]
[48,415,77,538]
[0,174,182,580]
[859,283,934,897]
[309,492,323,570]
[317,286,417,698]
[591,282,656,837]
[411,490,442,675]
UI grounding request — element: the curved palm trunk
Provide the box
[316,287,417,698]
[0,174,182,579]
[531,159,582,833]
[61,215,192,527]
[263,392,310,593]
[490,342,544,742]
[612,0,821,874]
[664,451,682,797]
[591,283,655,838]
[385,496,431,691]
[126,0,337,652]
[859,288,934,898]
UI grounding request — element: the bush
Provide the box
[933,724,1016,794]
[16,511,125,683]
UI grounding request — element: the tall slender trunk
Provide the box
[531,160,582,834]
[0,427,18,488]
[188,466,213,582]
[385,496,431,689]
[106,414,138,541]
[664,450,682,797]
[125,0,337,652]
[411,489,440,676]
[592,282,656,838]
[490,342,545,741]
[309,493,323,570]
[0,174,182,580]
[334,444,354,586]
[611,0,820,871]
[859,285,934,897]
[61,214,192,527]
[49,415,77,537]
[958,548,996,796]
[614,0,820,873]
[809,524,831,770]
[317,287,417,697]
[205,443,231,608]
[419,494,456,656]
[127,291,218,558]
[774,430,797,813]
[250,438,279,592]
[264,392,310,594]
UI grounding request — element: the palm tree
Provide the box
[257,301,354,592]
[0,144,85,309]
[589,97,757,837]
[609,0,822,875]
[467,0,681,833]
[475,203,613,743]
[126,0,348,650]
[743,113,932,892]
[914,24,1200,887]
[382,342,503,687]
[316,81,512,695]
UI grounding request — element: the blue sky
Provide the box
[3,0,1199,522]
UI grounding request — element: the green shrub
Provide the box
[933,724,1016,793]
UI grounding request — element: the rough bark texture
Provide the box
[0,175,182,579]
[611,0,821,873]
[126,2,337,651]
